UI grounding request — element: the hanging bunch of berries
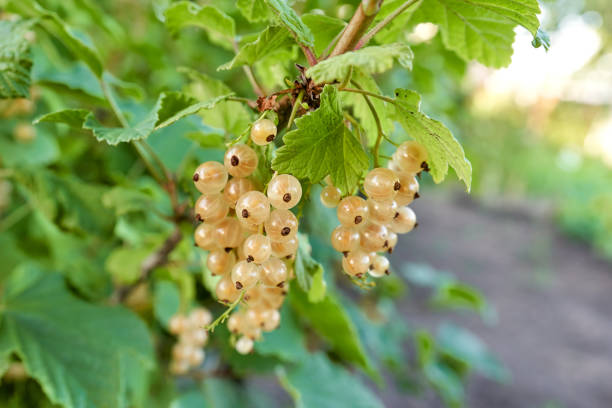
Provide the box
[168,308,212,374]
[193,119,301,354]
[322,141,426,278]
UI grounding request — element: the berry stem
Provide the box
[206,289,246,332]
[350,79,386,167]
[354,0,421,50]
[286,90,304,130]
[338,87,396,104]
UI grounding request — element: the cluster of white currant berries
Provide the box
[168,308,212,375]
[193,118,302,355]
[320,140,427,278]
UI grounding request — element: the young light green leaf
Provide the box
[289,285,376,377]
[532,28,551,51]
[307,43,413,82]
[307,269,326,303]
[165,2,235,38]
[293,233,325,300]
[7,0,103,77]
[392,89,472,190]
[301,13,346,56]
[277,353,384,408]
[0,265,154,408]
[35,92,230,145]
[412,0,541,67]
[272,86,368,195]
[218,26,293,71]
[264,0,315,47]
[237,0,273,22]
[0,19,34,98]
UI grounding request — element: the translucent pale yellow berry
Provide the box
[320,185,342,208]
[267,174,302,210]
[337,196,369,227]
[223,177,255,208]
[224,144,258,177]
[243,234,272,264]
[367,199,397,224]
[231,260,260,289]
[363,168,400,202]
[250,118,277,146]
[393,141,428,174]
[194,222,217,250]
[261,257,288,287]
[236,191,270,226]
[193,161,228,194]
[206,249,235,276]
[341,251,371,277]
[213,217,243,249]
[330,225,360,253]
[369,255,390,278]
[390,206,417,234]
[194,194,228,223]
[360,223,389,252]
[265,209,298,242]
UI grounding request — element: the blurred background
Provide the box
[1,0,611,407]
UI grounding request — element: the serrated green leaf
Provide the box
[0,19,34,98]
[237,0,273,22]
[7,0,103,76]
[301,13,346,56]
[181,68,253,135]
[341,68,393,146]
[264,0,315,47]
[0,264,154,408]
[412,0,541,67]
[293,233,325,298]
[289,285,375,377]
[154,280,181,329]
[218,26,293,71]
[272,86,368,195]
[277,353,384,408]
[392,89,471,190]
[35,92,230,145]
[165,2,235,38]
[307,43,413,82]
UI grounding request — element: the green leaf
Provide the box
[341,68,393,146]
[532,28,551,50]
[301,13,346,56]
[307,43,413,82]
[218,26,293,71]
[278,353,384,408]
[433,282,487,314]
[0,265,154,408]
[105,246,151,285]
[7,0,103,76]
[272,85,368,195]
[171,391,209,408]
[154,280,181,329]
[293,233,325,299]
[35,92,230,145]
[237,0,273,22]
[412,0,541,67]
[255,305,307,362]
[181,68,253,135]
[392,89,472,190]
[0,19,34,98]
[264,0,315,47]
[289,285,375,376]
[165,2,235,38]
[307,268,326,303]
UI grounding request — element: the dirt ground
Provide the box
[386,190,612,408]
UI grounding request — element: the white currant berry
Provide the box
[394,173,419,206]
[231,260,260,289]
[170,359,190,375]
[236,336,255,354]
[261,257,288,287]
[227,313,242,334]
[236,191,270,226]
[172,342,193,360]
[386,231,398,253]
[224,144,258,177]
[320,185,342,208]
[245,308,265,327]
[194,222,217,250]
[207,249,236,276]
[243,234,272,264]
[260,287,286,310]
[341,251,371,277]
[271,236,298,258]
[188,348,205,366]
[194,194,228,223]
[267,174,302,210]
[183,329,208,347]
[330,225,360,253]
[393,141,428,174]
[213,217,243,249]
[367,199,397,224]
[369,255,390,278]
[189,308,212,328]
[391,206,417,234]
[360,223,389,252]
[215,276,241,303]
[265,209,298,242]
[261,309,281,331]
[168,315,186,335]
[251,118,277,145]
[193,161,228,194]
[337,196,369,227]
[364,168,400,202]
[223,177,255,208]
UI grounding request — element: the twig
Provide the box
[330,0,383,57]
[113,228,183,303]
[232,40,265,97]
[286,90,304,130]
[352,80,384,167]
[300,44,318,66]
[354,0,420,50]
[206,290,246,332]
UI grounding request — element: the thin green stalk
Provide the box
[355,0,420,50]
[100,79,129,128]
[339,66,353,89]
[339,87,396,104]
[206,290,246,332]
[0,204,30,232]
[286,90,304,131]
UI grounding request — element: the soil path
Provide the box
[387,190,612,408]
